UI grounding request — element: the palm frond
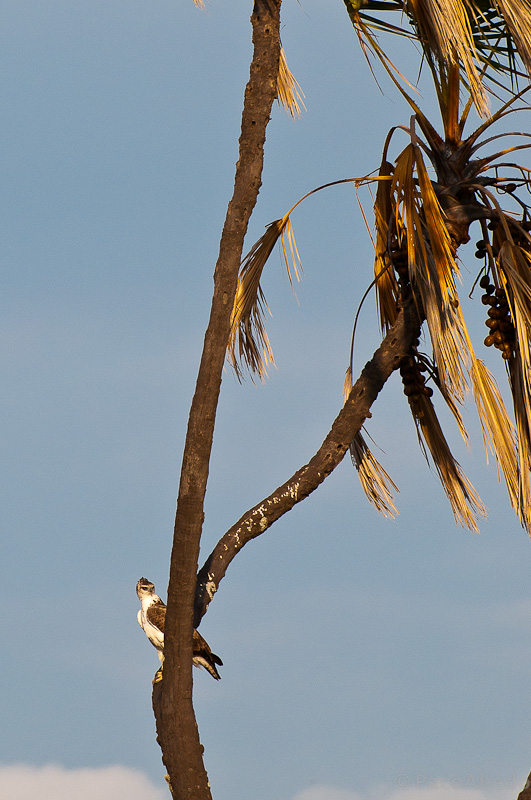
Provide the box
[465,84,531,154]
[494,242,531,530]
[415,146,472,401]
[408,391,486,530]
[498,241,531,360]
[347,9,428,102]
[277,47,306,119]
[374,133,400,330]
[227,220,285,380]
[345,0,531,106]
[469,356,520,511]
[279,216,302,287]
[350,431,399,518]
[343,366,353,402]
[227,213,303,380]
[508,355,531,531]
[490,0,531,74]
[228,177,389,379]
[437,62,462,141]
[391,139,471,401]
[411,0,490,115]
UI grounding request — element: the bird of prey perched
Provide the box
[136,577,222,681]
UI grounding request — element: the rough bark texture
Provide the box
[153,3,282,798]
[195,300,421,624]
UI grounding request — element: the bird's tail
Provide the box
[193,629,223,680]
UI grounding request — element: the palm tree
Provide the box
[158,3,531,798]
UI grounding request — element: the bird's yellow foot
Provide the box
[152,667,163,685]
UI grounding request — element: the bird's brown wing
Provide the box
[193,629,223,679]
[146,599,166,633]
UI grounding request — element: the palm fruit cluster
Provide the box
[487,216,531,251]
[399,345,434,413]
[390,245,436,407]
[479,274,516,360]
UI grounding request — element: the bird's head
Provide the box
[136,577,156,600]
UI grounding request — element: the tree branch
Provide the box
[154,3,282,798]
[195,300,421,624]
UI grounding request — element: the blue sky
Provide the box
[2,2,530,799]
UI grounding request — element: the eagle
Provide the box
[136,577,222,681]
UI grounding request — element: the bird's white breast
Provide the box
[138,603,164,651]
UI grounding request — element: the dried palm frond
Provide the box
[498,240,531,389]
[228,177,387,379]
[431,60,462,142]
[346,0,488,113]
[493,0,531,74]
[463,0,521,75]
[407,391,486,530]
[391,138,471,401]
[496,241,531,525]
[409,0,490,115]
[227,211,303,380]
[427,349,470,443]
[508,355,531,531]
[277,47,306,118]
[348,10,426,103]
[227,220,285,380]
[350,431,399,518]
[345,0,531,101]
[469,356,520,510]
[374,132,400,330]
[279,216,302,287]
[464,84,531,156]
[343,366,353,403]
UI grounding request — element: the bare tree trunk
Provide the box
[153,2,282,798]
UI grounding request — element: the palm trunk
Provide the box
[152,2,282,798]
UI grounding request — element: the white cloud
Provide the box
[293,779,523,800]
[0,764,167,800]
